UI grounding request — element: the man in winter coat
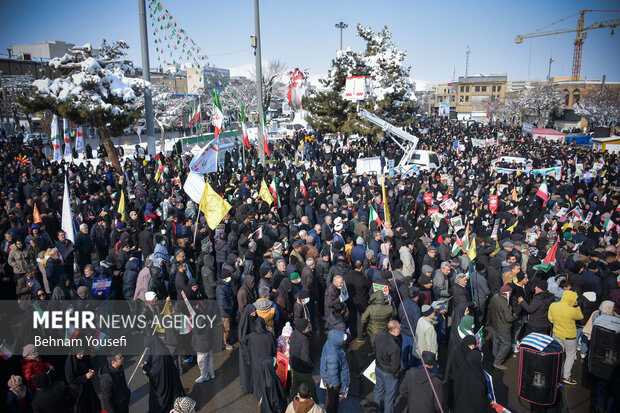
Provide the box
[324,275,345,318]
[255,285,280,329]
[399,240,415,277]
[200,253,217,300]
[414,305,438,361]
[343,260,371,341]
[548,289,584,385]
[99,354,131,413]
[432,262,452,300]
[488,285,517,370]
[289,319,316,403]
[399,351,444,413]
[320,329,350,413]
[519,279,555,335]
[398,286,422,369]
[8,239,35,280]
[74,223,93,270]
[45,248,65,291]
[374,321,402,413]
[122,257,140,300]
[362,290,397,346]
[216,275,236,350]
[30,373,74,413]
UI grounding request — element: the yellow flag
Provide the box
[118,191,126,222]
[562,222,573,232]
[259,179,273,206]
[491,240,501,257]
[381,176,391,224]
[507,220,518,234]
[199,180,232,230]
[468,237,477,261]
[154,299,171,334]
[512,187,518,202]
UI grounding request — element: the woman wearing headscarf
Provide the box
[6,375,31,413]
[52,274,75,301]
[142,335,185,413]
[64,348,101,413]
[257,356,287,413]
[453,345,494,413]
[248,317,277,400]
[444,335,477,411]
[238,303,258,394]
[275,277,294,327]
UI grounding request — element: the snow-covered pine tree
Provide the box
[19,40,147,171]
[304,24,416,135]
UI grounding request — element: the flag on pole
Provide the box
[75,126,84,152]
[0,341,14,360]
[255,226,264,239]
[62,176,75,243]
[199,180,232,230]
[33,204,43,224]
[468,237,477,261]
[259,179,274,206]
[462,222,470,253]
[118,190,126,223]
[189,138,219,174]
[269,178,281,207]
[191,102,201,126]
[299,179,307,198]
[240,102,250,149]
[90,330,108,350]
[536,179,548,206]
[533,238,559,273]
[381,176,391,224]
[63,118,72,158]
[602,216,615,231]
[51,115,62,161]
[65,324,80,341]
[451,235,462,256]
[263,129,271,158]
[211,91,224,138]
[369,204,383,227]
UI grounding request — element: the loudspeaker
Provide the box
[518,343,563,405]
[588,324,620,380]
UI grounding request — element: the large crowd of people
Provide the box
[1,116,619,413]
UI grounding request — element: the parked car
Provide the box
[24,133,49,145]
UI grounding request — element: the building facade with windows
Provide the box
[432,82,457,114]
[455,74,507,120]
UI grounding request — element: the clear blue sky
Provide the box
[1,0,619,88]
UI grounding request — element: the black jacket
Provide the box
[31,381,74,413]
[519,291,555,329]
[99,362,131,413]
[343,269,371,310]
[374,331,401,379]
[289,330,313,374]
[399,367,444,413]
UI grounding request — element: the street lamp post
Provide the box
[253,0,265,164]
[138,0,156,156]
[335,22,348,51]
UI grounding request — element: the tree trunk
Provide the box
[155,118,165,154]
[100,128,122,172]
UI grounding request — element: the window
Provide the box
[497,86,501,92]
[451,96,455,102]
[465,96,469,102]
[564,89,570,106]
[460,96,464,102]
[492,86,496,92]
[573,90,581,105]
[430,154,440,165]
[481,86,487,92]
[475,86,480,92]
[466,86,470,92]
[460,86,464,93]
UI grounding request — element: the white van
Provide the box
[397,150,441,173]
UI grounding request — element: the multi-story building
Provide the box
[455,74,507,120]
[186,66,231,94]
[150,65,189,95]
[432,82,457,114]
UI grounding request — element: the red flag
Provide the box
[299,179,306,198]
[489,195,498,214]
[263,130,271,158]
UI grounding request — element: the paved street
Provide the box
[124,329,593,413]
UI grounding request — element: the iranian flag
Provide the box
[299,179,307,198]
[536,179,548,206]
[533,238,559,273]
[369,204,383,227]
[570,208,585,222]
[190,102,201,126]
[211,91,224,138]
[602,216,615,231]
[269,179,281,207]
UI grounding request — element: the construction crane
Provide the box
[515,9,620,80]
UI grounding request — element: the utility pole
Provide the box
[335,22,348,51]
[253,0,265,164]
[138,0,156,156]
[465,45,470,78]
[547,57,554,83]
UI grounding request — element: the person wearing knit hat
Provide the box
[77,286,90,300]
[255,285,279,329]
[171,396,196,413]
[145,291,157,302]
[290,272,300,282]
[414,305,438,362]
[277,322,293,358]
[489,285,517,370]
[20,344,53,390]
[421,265,433,276]
[6,375,27,411]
